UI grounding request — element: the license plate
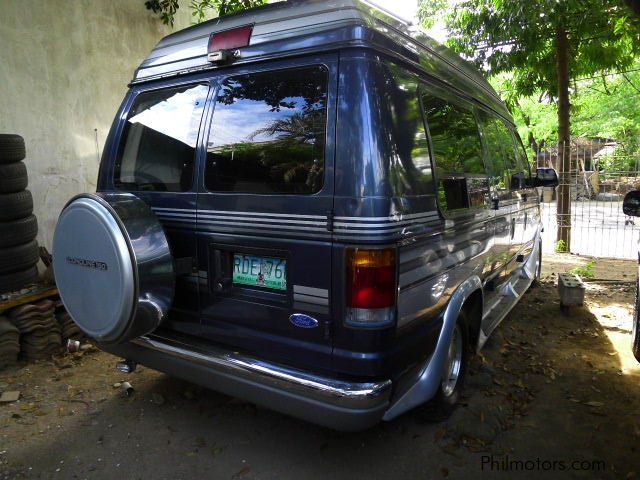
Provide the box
[232,254,287,291]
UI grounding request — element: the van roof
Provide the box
[135,0,509,118]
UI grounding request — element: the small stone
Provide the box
[113,383,122,389]
[0,391,20,403]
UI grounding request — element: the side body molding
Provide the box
[383,275,483,421]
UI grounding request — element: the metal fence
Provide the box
[536,140,640,259]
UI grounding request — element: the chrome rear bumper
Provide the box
[101,333,392,431]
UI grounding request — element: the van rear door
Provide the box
[195,58,336,370]
[111,83,210,337]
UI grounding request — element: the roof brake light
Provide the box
[208,25,253,63]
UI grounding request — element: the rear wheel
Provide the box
[426,309,470,419]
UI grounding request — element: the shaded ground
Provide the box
[1,254,640,479]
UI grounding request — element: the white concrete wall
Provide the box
[0,0,192,249]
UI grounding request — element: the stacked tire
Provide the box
[0,135,39,294]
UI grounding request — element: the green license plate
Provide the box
[232,254,287,291]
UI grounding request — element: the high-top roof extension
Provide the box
[135,0,508,117]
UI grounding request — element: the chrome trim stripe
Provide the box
[333,224,439,234]
[335,212,439,222]
[293,285,328,297]
[196,224,330,239]
[197,219,326,231]
[153,208,442,239]
[199,214,326,226]
[154,207,440,224]
[156,212,197,218]
[292,302,329,315]
[132,335,392,408]
[293,293,329,306]
[153,207,325,220]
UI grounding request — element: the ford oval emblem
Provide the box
[289,313,319,329]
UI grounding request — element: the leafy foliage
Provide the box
[570,261,595,279]
[503,67,640,159]
[555,239,567,253]
[420,1,640,100]
[145,0,267,26]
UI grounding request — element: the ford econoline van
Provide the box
[52,0,558,430]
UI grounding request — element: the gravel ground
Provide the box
[0,254,639,479]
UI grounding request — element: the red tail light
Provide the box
[208,25,253,52]
[346,248,397,309]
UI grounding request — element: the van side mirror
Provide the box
[623,190,640,217]
[534,168,559,188]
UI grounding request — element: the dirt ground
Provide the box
[1,254,640,479]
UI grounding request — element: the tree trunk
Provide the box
[556,25,571,251]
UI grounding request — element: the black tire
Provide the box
[633,282,640,362]
[0,161,28,193]
[0,240,39,274]
[0,215,38,248]
[0,134,26,164]
[0,190,33,221]
[423,309,470,420]
[0,266,39,294]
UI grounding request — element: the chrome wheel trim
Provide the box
[441,324,463,397]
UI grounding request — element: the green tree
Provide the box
[145,0,267,26]
[507,66,640,166]
[420,0,640,249]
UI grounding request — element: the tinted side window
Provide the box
[512,132,532,177]
[421,94,485,176]
[115,84,208,192]
[204,66,328,194]
[481,113,525,190]
[380,65,434,196]
[421,93,486,212]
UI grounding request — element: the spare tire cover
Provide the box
[52,192,174,344]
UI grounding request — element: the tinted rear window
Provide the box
[204,66,328,194]
[115,84,208,192]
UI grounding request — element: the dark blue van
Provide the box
[52,0,558,430]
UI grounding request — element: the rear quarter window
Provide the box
[114,84,208,192]
[420,93,487,212]
[480,112,527,190]
[204,66,328,194]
